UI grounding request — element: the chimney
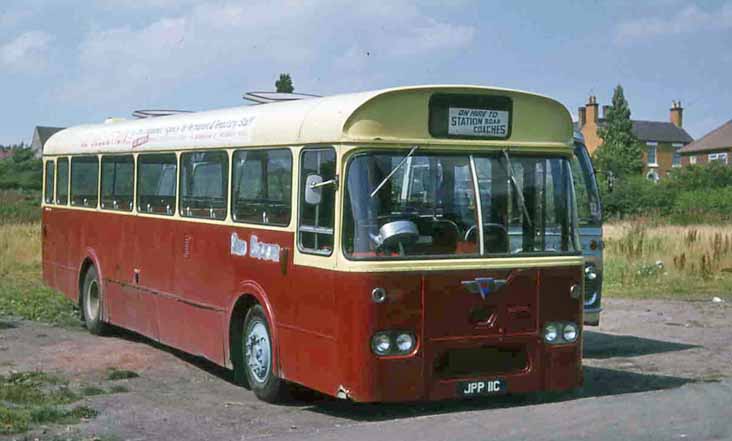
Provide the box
[578,106,586,127]
[585,95,599,124]
[602,105,611,119]
[670,100,683,127]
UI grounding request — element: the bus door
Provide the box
[285,147,338,391]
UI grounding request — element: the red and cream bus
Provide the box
[42,85,584,402]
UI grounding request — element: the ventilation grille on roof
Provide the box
[242,91,321,105]
[132,109,194,119]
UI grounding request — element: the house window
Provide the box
[646,169,659,183]
[690,156,697,164]
[646,142,658,166]
[672,143,683,167]
[709,152,729,164]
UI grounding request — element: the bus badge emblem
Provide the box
[461,278,506,300]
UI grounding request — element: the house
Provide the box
[575,96,693,181]
[31,126,65,159]
[0,149,12,160]
[678,120,732,166]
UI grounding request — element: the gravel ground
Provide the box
[0,297,729,441]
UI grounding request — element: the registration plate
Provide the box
[457,379,507,397]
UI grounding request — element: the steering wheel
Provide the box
[370,220,420,255]
[464,223,509,241]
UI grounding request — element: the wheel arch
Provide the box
[77,248,104,316]
[225,281,281,376]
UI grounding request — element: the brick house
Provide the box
[678,120,732,166]
[575,96,693,180]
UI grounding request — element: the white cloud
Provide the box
[615,3,732,43]
[60,0,476,103]
[0,30,54,71]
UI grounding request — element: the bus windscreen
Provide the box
[344,150,580,259]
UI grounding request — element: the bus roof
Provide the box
[44,85,573,156]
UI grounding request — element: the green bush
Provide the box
[672,187,732,223]
[0,148,42,191]
[665,162,732,192]
[0,190,41,224]
[601,163,732,223]
[601,176,673,219]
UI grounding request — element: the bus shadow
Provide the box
[103,326,700,419]
[583,331,700,359]
[303,366,695,422]
[104,326,235,382]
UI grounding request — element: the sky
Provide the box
[1,0,731,146]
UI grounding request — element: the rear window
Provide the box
[44,160,54,204]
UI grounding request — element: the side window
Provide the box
[570,154,592,224]
[298,148,336,255]
[180,151,228,220]
[71,156,99,207]
[44,160,55,204]
[101,155,134,211]
[56,157,69,205]
[232,149,292,225]
[137,153,177,215]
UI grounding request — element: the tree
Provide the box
[275,73,294,93]
[592,85,644,179]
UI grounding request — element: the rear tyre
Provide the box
[240,305,287,402]
[82,266,108,335]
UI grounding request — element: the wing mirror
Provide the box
[305,174,338,205]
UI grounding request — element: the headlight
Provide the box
[371,333,391,355]
[584,264,598,281]
[563,323,579,342]
[543,323,559,343]
[543,322,580,344]
[395,333,415,353]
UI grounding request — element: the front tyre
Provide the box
[241,305,287,402]
[82,266,109,335]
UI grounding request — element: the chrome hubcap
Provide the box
[85,279,100,321]
[245,322,270,383]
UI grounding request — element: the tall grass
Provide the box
[0,223,78,326]
[604,221,732,299]
[0,190,41,225]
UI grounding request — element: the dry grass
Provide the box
[0,222,78,326]
[0,223,41,276]
[604,221,732,299]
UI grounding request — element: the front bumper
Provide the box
[354,335,583,402]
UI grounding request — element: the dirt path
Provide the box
[0,297,729,441]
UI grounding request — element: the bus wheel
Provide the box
[241,305,286,402]
[82,266,108,335]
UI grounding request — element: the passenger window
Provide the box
[101,155,134,212]
[44,160,55,204]
[232,149,292,225]
[71,156,99,207]
[137,154,177,216]
[56,158,69,205]
[298,148,336,255]
[180,151,228,220]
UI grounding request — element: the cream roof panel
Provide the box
[44,85,573,156]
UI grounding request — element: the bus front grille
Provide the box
[433,345,528,379]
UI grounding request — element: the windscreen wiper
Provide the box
[369,145,419,198]
[501,149,533,229]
